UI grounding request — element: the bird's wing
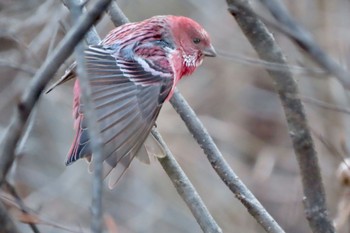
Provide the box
[66,45,173,188]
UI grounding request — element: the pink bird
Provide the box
[47,15,216,188]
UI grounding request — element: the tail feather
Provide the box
[108,154,135,189]
[46,62,77,93]
[65,107,91,165]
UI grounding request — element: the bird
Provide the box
[47,15,216,188]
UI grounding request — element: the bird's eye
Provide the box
[193,38,201,44]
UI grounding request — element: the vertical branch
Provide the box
[152,129,222,233]
[68,1,111,233]
[226,1,335,233]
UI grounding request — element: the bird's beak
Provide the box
[202,44,217,57]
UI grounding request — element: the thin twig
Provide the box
[27,3,62,60]
[61,0,102,45]
[227,1,335,233]
[258,0,350,90]
[3,181,40,233]
[68,1,108,233]
[105,2,285,233]
[217,50,324,75]
[0,61,36,75]
[16,107,38,156]
[293,94,350,115]
[151,128,222,233]
[0,190,81,233]
[0,0,113,186]
[46,22,59,58]
[0,200,21,233]
[107,1,129,26]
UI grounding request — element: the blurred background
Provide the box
[1,0,350,232]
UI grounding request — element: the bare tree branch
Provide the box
[61,0,102,45]
[292,94,350,115]
[217,50,324,75]
[170,90,285,233]
[0,61,36,75]
[258,0,350,90]
[107,1,129,26]
[0,200,21,233]
[3,181,40,233]
[151,129,222,233]
[227,1,335,233]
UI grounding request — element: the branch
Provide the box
[227,1,335,233]
[107,1,129,26]
[61,0,102,45]
[0,0,113,185]
[171,91,285,233]
[3,181,40,233]
[67,1,110,233]
[151,129,222,233]
[0,200,21,233]
[0,61,36,75]
[105,2,285,233]
[258,0,350,90]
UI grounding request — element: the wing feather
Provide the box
[66,45,173,184]
[93,83,133,98]
[94,90,136,109]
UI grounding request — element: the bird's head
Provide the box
[168,16,216,73]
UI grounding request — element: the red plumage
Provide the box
[48,15,216,188]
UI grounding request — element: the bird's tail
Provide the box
[45,62,77,93]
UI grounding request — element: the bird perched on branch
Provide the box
[47,15,216,188]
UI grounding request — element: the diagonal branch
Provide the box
[107,1,129,26]
[227,1,335,233]
[170,90,285,233]
[258,0,350,90]
[152,129,222,233]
